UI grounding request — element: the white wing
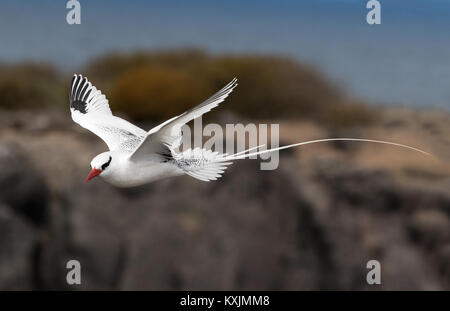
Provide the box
[129,78,238,162]
[69,74,147,151]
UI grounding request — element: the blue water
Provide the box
[0,0,449,108]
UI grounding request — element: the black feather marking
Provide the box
[157,144,173,163]
[75,77,86,101]
[123,130,135,137]
[72,75,81,102]
[82,89,91,103]
[79,82,89,101]
[159,153,173,163]
[70,75,90,114]
[71,100,87,113]
[101,156,112,170]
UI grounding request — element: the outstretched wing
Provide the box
[69,74,147,151]
[128,78,238,162]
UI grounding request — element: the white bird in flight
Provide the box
[70,74,431,188]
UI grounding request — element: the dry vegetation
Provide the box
[0,63,64,110]
[0,50,376,128]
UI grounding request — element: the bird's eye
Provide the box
[101,156,112,170]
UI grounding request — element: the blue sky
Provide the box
[0,0,450,108]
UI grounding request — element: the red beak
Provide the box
[86,168,102,182]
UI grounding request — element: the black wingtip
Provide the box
[70,74,89,114]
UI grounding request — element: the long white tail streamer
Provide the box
[222,138,433,161]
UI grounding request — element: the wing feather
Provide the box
[69,74,146,151]
[129,78,238,162]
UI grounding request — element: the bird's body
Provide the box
[69,74,431,187]
[97,151,183,187]
[70,75,242,187]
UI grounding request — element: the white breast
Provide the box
[100,156,184,188]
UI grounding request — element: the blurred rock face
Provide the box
[0,110,449,290]
[0,144,49,226]
[0,144,46,290]
[0,205,37,290]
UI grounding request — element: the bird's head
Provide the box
[86,152,113,182]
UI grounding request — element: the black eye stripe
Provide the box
[101,156,112,170]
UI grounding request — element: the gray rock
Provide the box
[0,144,49,226]
[0,205,37,290]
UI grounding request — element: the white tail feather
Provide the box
[220,138,432,162]
[180,138,432,182]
